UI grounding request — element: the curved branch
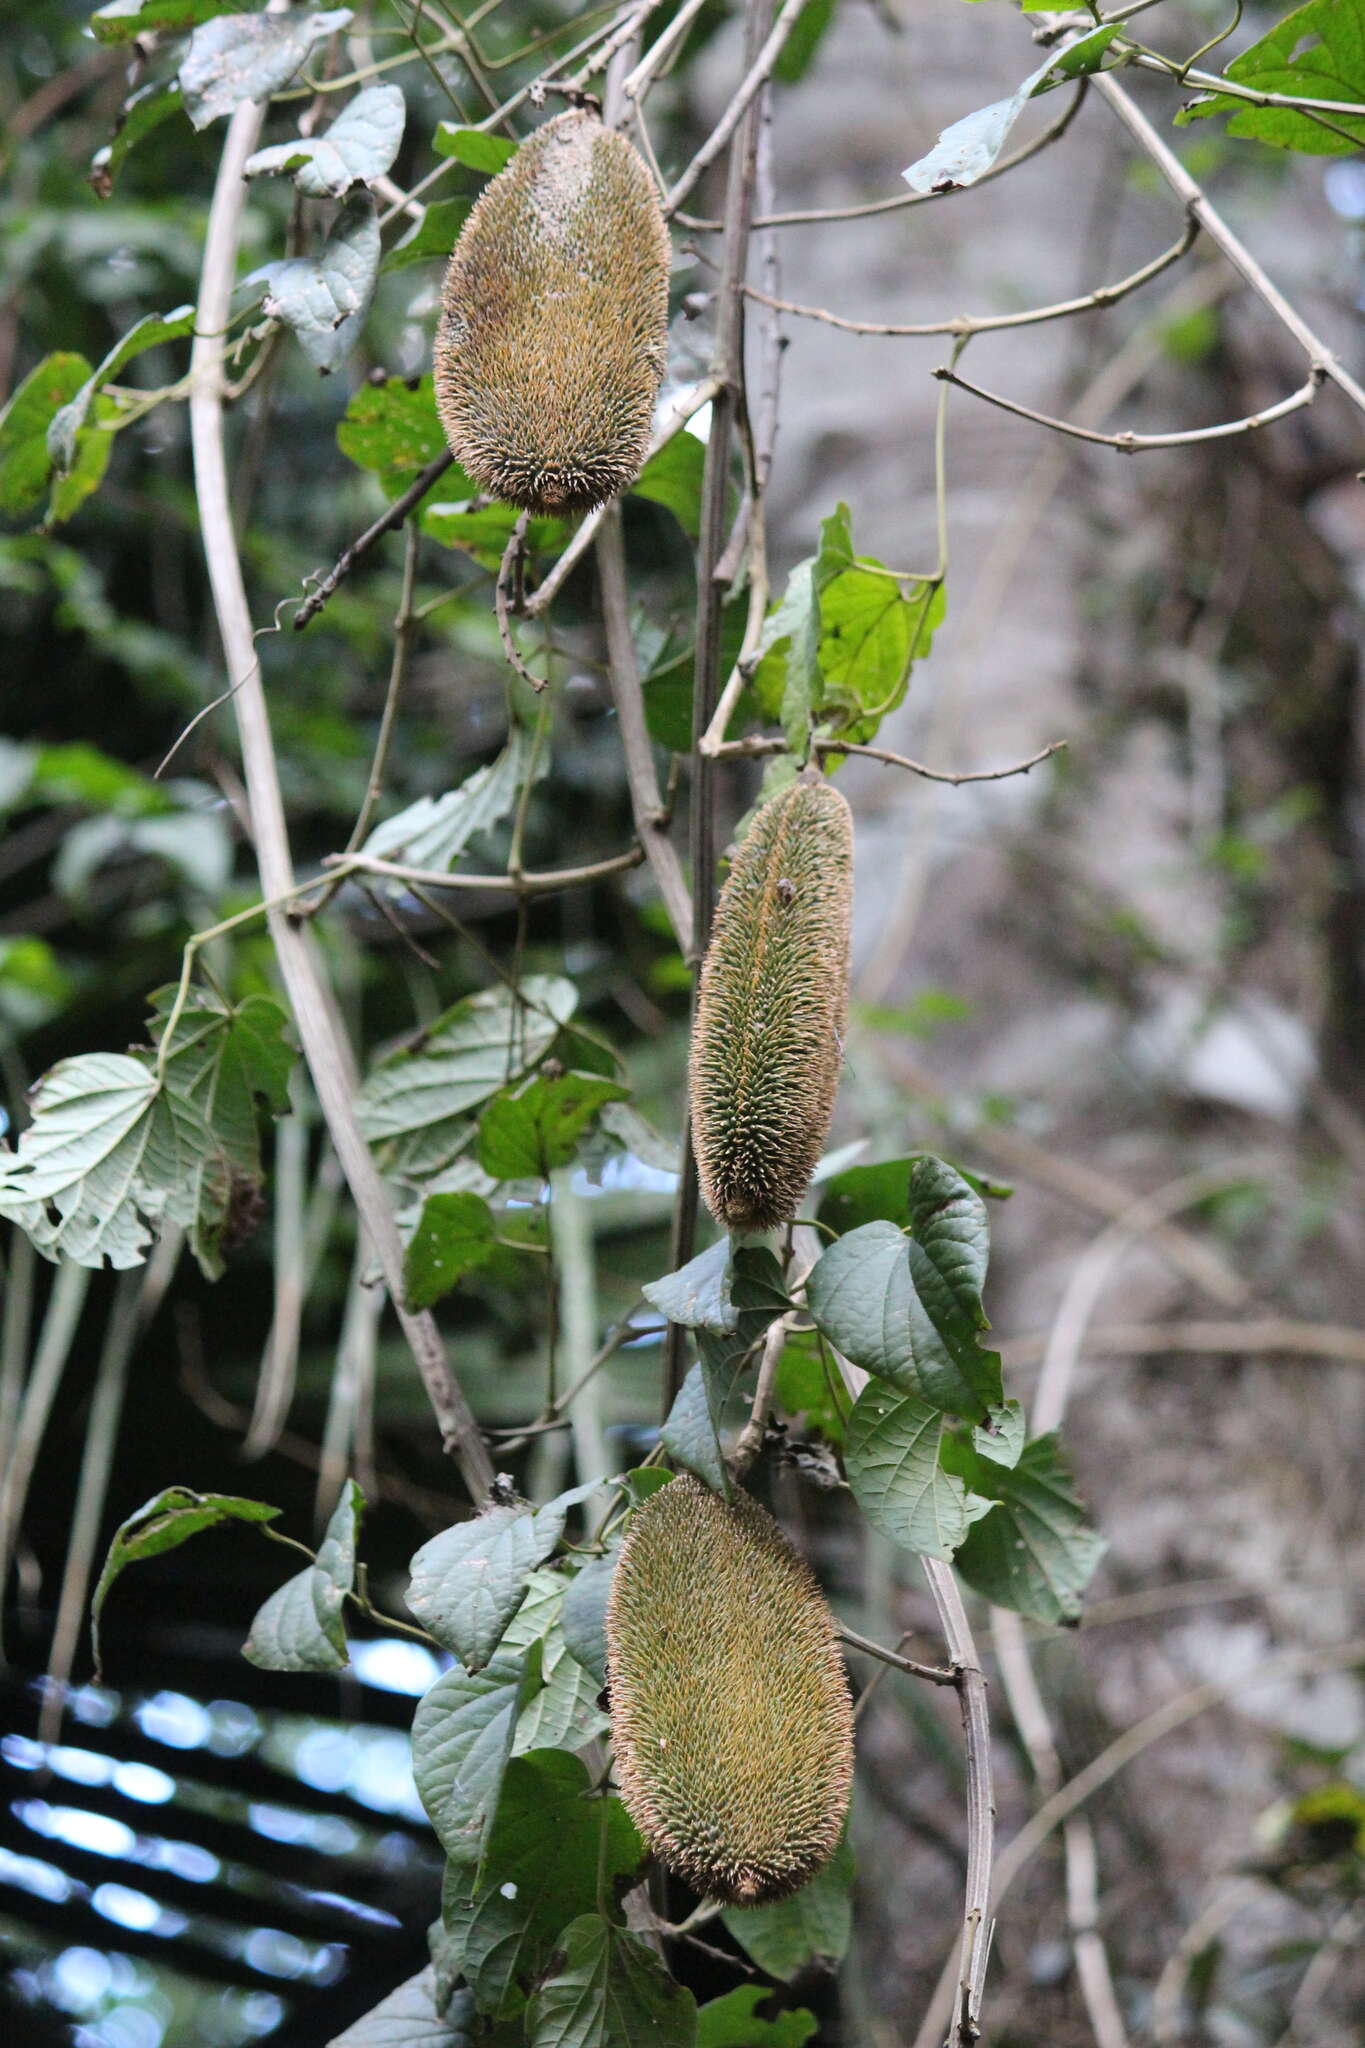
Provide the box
[934,362,1324,452]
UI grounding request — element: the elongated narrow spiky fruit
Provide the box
[690,779,854,1230]
[433,108,670,514]
[606,1473,853,1903]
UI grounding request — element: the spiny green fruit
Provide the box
[605,1472,854,1904]
[433,108,670,514]
[690,778,854,1230]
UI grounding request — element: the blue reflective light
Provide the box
[348,1637,443,1697]
[111,1762,175,1805]
[134,1692,211,1751]
[90,1883,186,1938]
[0,1846,76,1903]
[15,1800,136,1859]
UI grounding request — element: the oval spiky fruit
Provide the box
[690,779,853,1230]
[433,108,670,514]
[606,1472,854,1905]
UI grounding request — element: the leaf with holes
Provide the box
[180,8,353,127]
[404,1192,498,1310]
[697,1988,818,2048]
[452,1754,641,2021]
[246,191,379,374]
[337,374,461,496]
[245,83,406,196]
[243,1480,363,1673]
[477,1073,628,1183]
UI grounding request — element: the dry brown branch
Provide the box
[595,504,692,950]
[742,215,1199,339]
[1001,1316,1365,1370]
[1093,69,1365,421]
[293,449,454,630]
[934,361,1324,452]
[662,0,807,216]
[331,846,647,895]
[710,733,1067,785]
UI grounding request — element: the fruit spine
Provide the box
[605,1473,854,1903]
[433,108,670,514]
[690,778,854,1230]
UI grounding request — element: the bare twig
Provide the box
[914,1637,1365,2048]
[332,845,646,895]
[838,1622,959,1689]
[834,1341,994,2048]
[662,0,806,217]
[934,361,1324,452]
[496,513,548,692]
[1001,1316,1365,1370]
[1093,69,1365,421]
[662,0,768,1407]
[742,215,1199,338]
[189,80,494,1498]
[293,449,454,630]
[595,505,692,950]
[711,733,1067,785]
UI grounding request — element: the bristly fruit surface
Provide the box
[605,1472,854,1905]
[690,779,854,1230]
[434,108,670,514]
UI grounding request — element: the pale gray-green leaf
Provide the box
[247,191,380,374]
[328,1970,473,2046]
[660,1363,727,1496]
[641,1236,736,1333]
[180,8,353,127]
[559,1547,617,1685]
[357,976,576,1152]
[362,727,538,880]
[245,83,405,196]
[903,24,1116,193]
[407,1483,596,1671]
